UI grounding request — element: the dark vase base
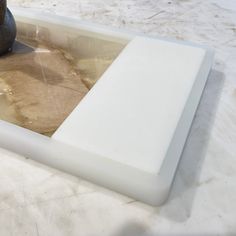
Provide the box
[0,8,17,56]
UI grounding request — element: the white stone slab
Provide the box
[53,36,214,205]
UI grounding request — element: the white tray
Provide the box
[0,7,214,206]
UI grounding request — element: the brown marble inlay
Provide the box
[0,41,89,136]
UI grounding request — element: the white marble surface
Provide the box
[2,0,236,235]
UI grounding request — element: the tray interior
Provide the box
[0,22,126,136]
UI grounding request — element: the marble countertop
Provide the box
[1,0,236,235]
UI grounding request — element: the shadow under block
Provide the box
[53,36,214,205]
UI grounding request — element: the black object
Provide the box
[0,0,16,55]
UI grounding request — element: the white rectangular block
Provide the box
[53,36,214,205]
